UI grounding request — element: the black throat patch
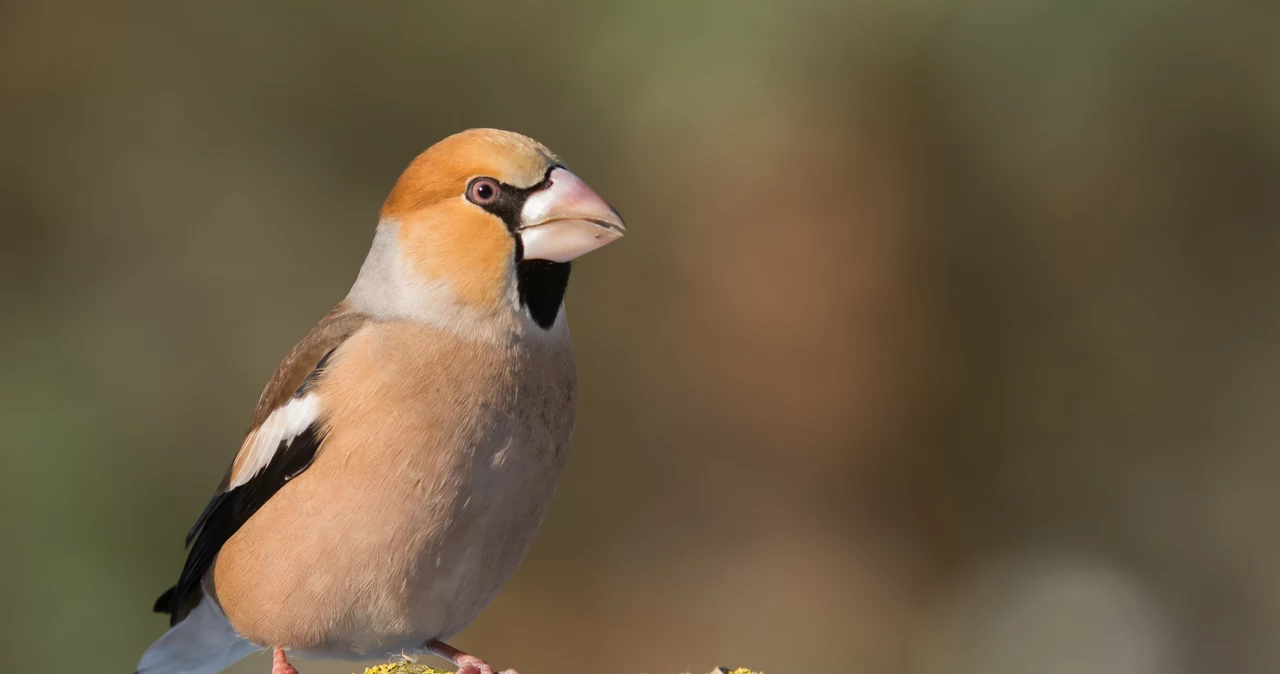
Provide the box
[516,259,571,329]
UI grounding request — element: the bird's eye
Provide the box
[467,178,501,205]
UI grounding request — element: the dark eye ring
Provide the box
[467,177,501,205]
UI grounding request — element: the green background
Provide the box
[3,2,1278,673]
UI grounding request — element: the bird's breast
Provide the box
[212,320,576,657]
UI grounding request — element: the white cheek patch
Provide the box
[228,393,323,489]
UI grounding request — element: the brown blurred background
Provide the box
[3,2,1278,673]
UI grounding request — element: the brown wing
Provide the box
[153,303,370,624]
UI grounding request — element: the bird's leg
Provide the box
[425,639,517,674]
[272,648,299,674]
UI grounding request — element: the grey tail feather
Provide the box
[137,594,258,674]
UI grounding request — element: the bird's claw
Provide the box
[455,654,518,674]
[271,649,299,674]
[427,639,516,674]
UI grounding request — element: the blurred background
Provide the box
[3,2,1278,673]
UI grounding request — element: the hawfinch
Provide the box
[137,129,625,674]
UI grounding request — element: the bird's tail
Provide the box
[136,593,259,674]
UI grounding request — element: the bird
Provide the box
[136,128,625,674]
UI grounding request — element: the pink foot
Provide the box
[427,639,517,674]
[272,648,299,674]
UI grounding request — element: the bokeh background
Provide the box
[3,2,1279,673]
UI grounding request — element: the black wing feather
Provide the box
[158,425,323,624]
[176,349,336,552]
[155,347,340,624]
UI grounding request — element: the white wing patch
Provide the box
[228,393,323,489]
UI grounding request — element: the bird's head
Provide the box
[347,128,625,333]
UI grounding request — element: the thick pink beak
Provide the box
[518,167,625,262]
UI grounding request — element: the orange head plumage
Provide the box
[347,129,625,332]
